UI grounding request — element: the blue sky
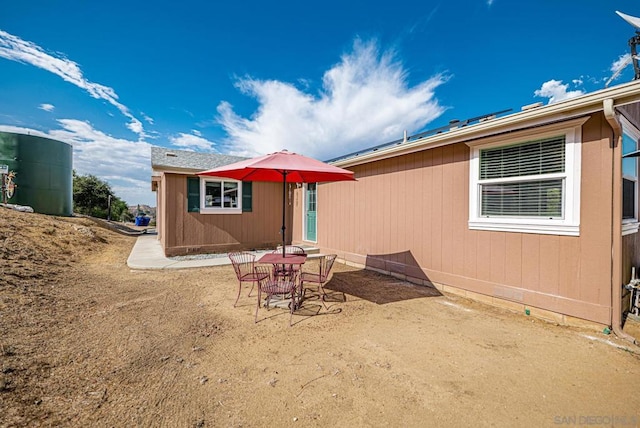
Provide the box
[1,1,639,206]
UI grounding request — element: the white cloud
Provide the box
[216,38,449,160]
[0,30,145,139]
[170,133,215,151]
[39,103,55,112]
[192,129,202,137]
[534,79,585,104]
[611,53,631,73]
[39,120,152,205]
[607,53,633,85]
[141,112,154,124]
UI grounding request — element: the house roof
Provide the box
[151,146,247,173]
[330,79,640,168]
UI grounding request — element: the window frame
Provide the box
[199,177,243,214]
[467,117,586,236]
[621,115,640,236]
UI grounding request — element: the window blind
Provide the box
[480,136,565,180]
[481,179,563,217]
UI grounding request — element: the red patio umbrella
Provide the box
[198,150,355,256]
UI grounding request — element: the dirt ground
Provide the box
[1,207,640,427]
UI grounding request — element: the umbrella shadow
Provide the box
[324,250,441,305]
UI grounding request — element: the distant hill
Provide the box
[128,204,156,219]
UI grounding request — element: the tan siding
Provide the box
[558,236,581,300]
[463,229,478,279]
[373,162,384,254]
[421,150,433,267]
[300,112,623,324]
[475,232,491,282]
[388,157,399,263]
[361,164,370,254]
[451,144,467,276]
[399,156,410,266]
[440,145,454,274]
[347,172,355,254]
[381,159,391,256]
[538,235,560,296]
[430,147,443,272]
[407,153,421,265]
[521,234,540,292]
[166,174,183,248]
[294,183,303,242]
[489,232,506,285]
[579,114,613,307]
[159,174,167,250]
[161,174,287,256]
[504,234,522,287]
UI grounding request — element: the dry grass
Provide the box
[1,207,639,427]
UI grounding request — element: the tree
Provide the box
[73,171,133,221]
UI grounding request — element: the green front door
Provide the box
[305,183,317,242]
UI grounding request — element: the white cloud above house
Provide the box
[39,103,55,112]
[216,38,449,160]
[170,132,215,151]
[534,79,585,104]
[0,30,145,139]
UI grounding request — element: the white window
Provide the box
[621,115,640,235]
[200,178,242,214]
[468,118,585,236]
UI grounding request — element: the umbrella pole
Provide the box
[281,172,287,257]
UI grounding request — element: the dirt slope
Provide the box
[1,207,639,427]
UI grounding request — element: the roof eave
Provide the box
[151,166,203,174]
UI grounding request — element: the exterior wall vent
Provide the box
[165,152,178,157]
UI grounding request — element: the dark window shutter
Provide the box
[242,181,252,212]
[623,178,636,219]
[187,177,200,212]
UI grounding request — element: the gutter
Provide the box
[603,98,637,344]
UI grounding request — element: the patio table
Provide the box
[258,253,307,308]
[257,253,307,266]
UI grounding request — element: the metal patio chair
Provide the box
[229,252,268,307]
[300,254,337,308]
[254,265,300,326]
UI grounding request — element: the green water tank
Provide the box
[0,131,73,216]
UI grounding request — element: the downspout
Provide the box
[603,98,637,344]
